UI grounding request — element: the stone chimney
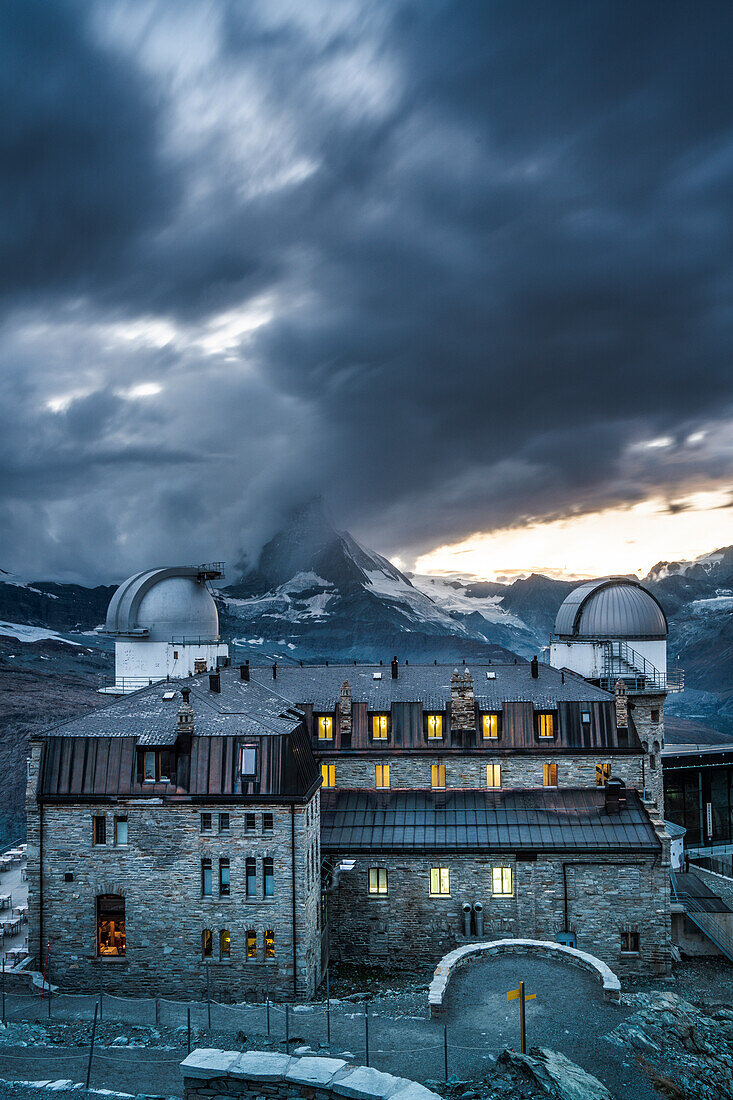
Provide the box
[451,668,475,730]
[340,680,352,738]
[615,679,628,729]
[177,698,194,735]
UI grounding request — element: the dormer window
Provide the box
[372,715,388,740]
[143,752,156,782]
[482,713,501,740]
[317,716,333,741]
[427,715,443,740]
[537,712,555,739]
[239,744,257,777]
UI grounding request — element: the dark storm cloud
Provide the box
[1,0,732,581]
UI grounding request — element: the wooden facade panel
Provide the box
[106,738,124,796]
[117,739,135,795]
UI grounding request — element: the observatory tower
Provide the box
[102,564,229,694]
[550,577,674,808]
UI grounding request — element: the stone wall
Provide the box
[319,753,644,791]
[181,1049,441,1100]
[630,691,666,810]
[450,669,475,729]
[327,846,671,977]
[26,779,322,1000]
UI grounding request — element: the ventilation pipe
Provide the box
[462,902,472,938]
[474,902,484,938]
[391,656,399,679]
[240,661,250,681]
[208,672,221,693]
[272,662,277,679]
[530,656,539,679]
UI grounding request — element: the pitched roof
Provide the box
[320,787,660,852]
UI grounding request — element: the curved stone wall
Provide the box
[180,1049,440,1100]
[428,938,621,1016]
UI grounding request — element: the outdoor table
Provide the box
[0,895,11,910]
[15,905,28,920]
[5,948,28,964]
[1,917,21,937]
[0,858,11,871]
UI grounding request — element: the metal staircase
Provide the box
[598,640,683,693]
[671,868,733,963]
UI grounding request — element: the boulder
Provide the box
[495,1047,613,1100]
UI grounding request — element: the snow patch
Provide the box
[0,622,82,646]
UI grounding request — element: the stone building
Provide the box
[25,572,674,998]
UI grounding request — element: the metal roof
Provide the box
[105,566,220,642]
[554,579,668,640]
[320,787,660,852]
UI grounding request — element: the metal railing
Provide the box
[97,676,165,693]
[671,867,733,962]
[600,641,684,693]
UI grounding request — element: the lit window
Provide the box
[368,868,388,895]
[375,764,390,788]
[492,867,513,896]
[240,745,257,776]
[263,812,274,833]
[264,856,274,897]
[486,763,501,788]
[247,929,257,958]
[483,714,500,740]
[427,715,443,739]
[246,858,257,897]
[621,930,640,953]
[97,895,125,957]
[93,816,106,846]
[372,715,388,740]
[581,711,591,725]
[114,816,128,846]
[431,763,446,789]
[202,929,212,958]
[219,813,230,833]
[143,751,157,782]
[537,713,555,738]
[430,867,450,896]
[318,717,333,741]
[219,929,230,959]
[200,813,212,833]
[219,858,230,897]
[596,762,611,786]
[543,762,558,787]
[201,858,212,896]
[265,929,275,958]
[321,764,335,788]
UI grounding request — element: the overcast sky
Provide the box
[2,0,733,584]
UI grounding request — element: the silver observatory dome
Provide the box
[554,578,668,641]
[105,566,220,643]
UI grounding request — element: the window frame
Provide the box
[246,857,257,898]
[264,856,274,898]
[239,743,258,778]
[96,894,125,957]
[536,711,556,739]
[429,867,450,896]
[219,857,230,897]
[219,929,231,959]
[201,858,213,897]
[426,714,444,740]
[621,930,640,954]
[246,929,257,959]
[486,763,501,789]
[431,763,446,789]
[265,928,275,958]
[321,763,335,788]
[492,866,513,897]
[543,762,558,787]
[317,715,334,741]
[482,712,501,741]
[263,812,274,833]
[114,815,128,847]
[200,812,212,833]
[368,867,388,896]
[202,928,213,958]
[375,763,390,788]
[371,714,389,741]
[142,750,158,783]
[218,812,230,834]
[93,816,107,846]
[596,761,611,786]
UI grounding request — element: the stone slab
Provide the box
[179,1048,241,1079]
[231,1051,293,1082]
[391,1083,442,1100]
[332,1066,410,1100]
[285,1056,348,1087]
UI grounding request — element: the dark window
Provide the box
[263,813,273,833]
[93,817,106,846]
[651,709,660,723]
[200,813,212,832]
[246,858,257,897]
[649,754,656,769]
[265,929,275,958]
[621,931,640,953]
[159,750,174,783]
[143,751,157,782]
[219,929,230,959]
[202,929,212,957]
[202,858,212,896]
[97,895,125,957]
[218,813,230,833]
[114,816,128,846]
[240,745,257,776]
[264,857,274,897]
[219,858,230,896]
[174,650,179,659]
[245,813,256,833]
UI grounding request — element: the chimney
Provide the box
[391,656,398,679]
[272,662,277,679]
[240,661,250,682]
[181,688,190,704]
[340,680,352,739]
[604,777,626,814]
[530,656,539,679]
[615,679,628,729]
[208,672,221,693]
[451,668,475,730]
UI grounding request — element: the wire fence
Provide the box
[0,979,474,1086]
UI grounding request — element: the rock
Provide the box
[495,1046,613,1100]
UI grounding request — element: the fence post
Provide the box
[187,1005,191,1054]
[444,1024,448,1081]
[155,998,160,1026]
[285,1002,290,1047]
[265,964,270,1036]
[326,967,331,1046]
[47,956,51,1018]
[2,956,5,1024]
[206,960,211,1030]
[364,1005,369,1067]
[86,1002,99,1088]
[99,961,103,1020]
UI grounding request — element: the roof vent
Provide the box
[162,690,176,700]
[272,662,277,679]
[240,661,250,682]
[530,656,539,678]
[373,672,382,680]
[486,671,496,680]
[208,672,221,693]
[391,656,398,679]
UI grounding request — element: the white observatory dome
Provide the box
[554,578,667,640]
[105,567,220,643]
